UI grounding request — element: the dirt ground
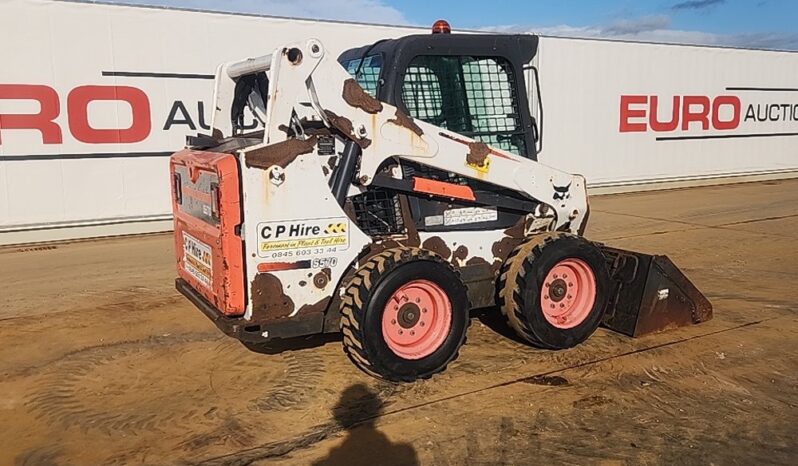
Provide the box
[1,179,796,466]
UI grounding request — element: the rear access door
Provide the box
[171,149,245,316]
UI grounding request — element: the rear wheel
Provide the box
[339,247,469,382]
[498,233,610,349]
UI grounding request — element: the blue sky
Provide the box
[107,0,798,50]
[397,0,795,36]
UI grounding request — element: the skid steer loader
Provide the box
[171,23,712,382]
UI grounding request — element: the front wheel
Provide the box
[339,247,469,382]
[498,233,610,349]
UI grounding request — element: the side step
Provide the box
[599,246,713,337]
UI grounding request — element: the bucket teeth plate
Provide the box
[600,246,713,338]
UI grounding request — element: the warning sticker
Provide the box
[182,232,212,288]
[444,207,498,226]
[425,215,444,227]
[258,217,350,257]
[466,157,490,173]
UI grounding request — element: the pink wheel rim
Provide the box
[381,280,452,360]
[540,258,596,329]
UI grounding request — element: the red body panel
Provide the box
[170,149,245,316]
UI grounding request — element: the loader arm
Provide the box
[210,39,588,235]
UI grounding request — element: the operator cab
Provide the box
[338,25,541,160]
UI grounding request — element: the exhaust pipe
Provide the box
[227,53,273,78]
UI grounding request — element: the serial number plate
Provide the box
[444,207,498,226]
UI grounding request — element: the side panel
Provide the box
[171,150,244,315]
[239,145,371,324]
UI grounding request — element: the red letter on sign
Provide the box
[712,96,741,130]
[68,86,151,143]
[649,96,680,132]
[619,95,648,132]
[681,96,710,131]
[0,84,63,144]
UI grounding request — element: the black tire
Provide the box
[498,233,610,349]
[339,247,469,382]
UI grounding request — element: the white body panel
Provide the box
[1,0,797,244]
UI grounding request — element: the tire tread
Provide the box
[339,247,469,382]
[498,232,592,349]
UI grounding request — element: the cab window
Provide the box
[400,55,526,156]
[341,54,382,97]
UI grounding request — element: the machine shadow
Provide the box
[471,307,530,345]
[241,308,524,356]
[313,383,419,466]
[241,332,342,355]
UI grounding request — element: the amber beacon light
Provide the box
[432,19,452,34]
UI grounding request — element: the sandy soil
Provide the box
[1,180,796,465]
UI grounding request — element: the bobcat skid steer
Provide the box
[171,25,712,382]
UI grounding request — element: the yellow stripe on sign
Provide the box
[324,223,347,234]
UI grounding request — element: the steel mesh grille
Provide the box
[343,55,382,97]
[351,188,404,236]
[402,66,444,123]
[401,56,526,155]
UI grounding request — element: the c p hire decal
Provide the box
[258,217,349,258]
[182,232,212,289]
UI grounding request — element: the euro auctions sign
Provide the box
[0,84,151,145]
[619,89,798,140]
[0,83,260,148]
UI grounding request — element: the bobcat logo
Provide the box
[553,182,572,201]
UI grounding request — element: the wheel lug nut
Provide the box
[567,295,572,299]
[420,322,425,327]
[569,282,573,287]
[410,331,415,336]
[398,330,403,335]
[545,283,550,287]
[554,274,558,278]
[394,305,399,310]
[391,319,396,325]
[550,304,555,309]
[415,298,420,303]
[560,303,565,308]
[563,274,567,278]
[422,308,427,313]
